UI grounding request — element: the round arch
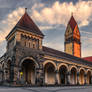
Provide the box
[79,68,85,85]
[86,70,91,85]
[58,63,68,71]
[43,60,57,69]
[20,57,38,85]
[70,67,77,85]
[79,68,86,73]
[7,58,12,62]
[87,69,92,74]
[19,57,39,68]
[44,61,56,85]
[58,63,68,85]
[70,66,78,72]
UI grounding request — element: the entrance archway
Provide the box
[87,71,91,84]
[70,67,77,85]
[44,62,55,85]
[79,69,85,85]
[59,65,67,85]
[21,59,36,85]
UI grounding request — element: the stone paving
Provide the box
[0,86,92,92]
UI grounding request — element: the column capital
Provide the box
[67,71,71,75]
[55,69,59,73]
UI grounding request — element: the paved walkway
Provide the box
[0,86,92,92]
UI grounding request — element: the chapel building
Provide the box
[0,9,92,86]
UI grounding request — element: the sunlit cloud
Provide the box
[0,0,92,57]
[32,1,92,27]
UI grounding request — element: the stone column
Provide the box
[35,64,44,86]
[36,54,44,86]
[10,63,14,83]
[55,69,59,85]
[67,71,71,85]
[84,73,87,85]
[77,72,80,85]
[91,75,92,84]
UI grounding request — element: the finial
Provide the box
[25,8,27,12]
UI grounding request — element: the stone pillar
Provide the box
[67,71,71,85]
[84,73,87,85]
[91,75,92,84]
[77,72,80,85]
[55,69,59,85]
[10,56,16,85]
[4,64,8,82]
[10,63,14,83]
[35,64,44,86]
[36,68,43,86]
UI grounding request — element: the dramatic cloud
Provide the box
[32,1,92,27]
[0,7,24,56]
[0,0,92,57]
[0,7,24,42]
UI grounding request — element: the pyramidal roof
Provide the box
[68,15,77,31]
[16,10,44,36]
[6,9,44,39]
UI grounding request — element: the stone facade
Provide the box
[0,10,92,86]
[65,15,81,57]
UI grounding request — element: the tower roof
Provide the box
[16,10,44,36]
[68,15,77,31]
[6,9,44,39]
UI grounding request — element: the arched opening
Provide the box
[70,67,77,85]
[59,65,67,85]
[87,71,91,84]
[44,62,55,85]
[79,69,85,85]
[7,60,11,81]
[21,59,36,85]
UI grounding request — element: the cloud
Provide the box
[81,30,92,35]
[39,25,54,30]
[32,1,92,27]
[43,41,64,51]
[81,30,92,43]
[0,7,25,56]
[0,7,24,42]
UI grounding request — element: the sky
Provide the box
[0,0,92,57]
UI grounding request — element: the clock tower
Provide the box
[64,14,81,57]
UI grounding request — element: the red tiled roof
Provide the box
[83,56,92,62]
[68,15,77,31]
[16,11,44,36]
